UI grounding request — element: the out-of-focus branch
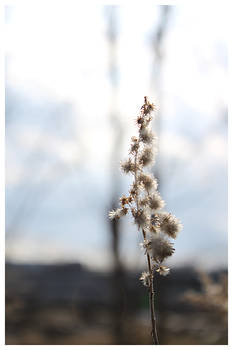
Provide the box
[104,5,126,344]
[150,6,172,192]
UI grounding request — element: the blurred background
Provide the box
[5,3,227,345]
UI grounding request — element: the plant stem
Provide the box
[133,130,159,344]
[134,148,139,209]
[142,228,159,345]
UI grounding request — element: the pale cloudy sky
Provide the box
[5,3,227,270]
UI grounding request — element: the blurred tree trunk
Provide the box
[150,5,172,191]
[105,6,127,345]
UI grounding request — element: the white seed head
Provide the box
[120,159,135,174]
[130,136,140,154]
[139,146,155,167]
[138,173,158,192]
[109,209,120,220]
[139,128,155,145]
[130,182,140,198]
[159,212,183,238]
[109,207,128,220]
[139,239,152,254]
[139,197,149,207]
[149,214,161,234]
[140,271,151,287]
[150,234,175,263]
[149,192,165,210]
[132,208,149,228]
[156,265,170,276]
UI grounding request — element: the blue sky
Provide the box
[5,3,227,271]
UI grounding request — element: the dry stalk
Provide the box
[109,96,182,344]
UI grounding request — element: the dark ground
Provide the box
[5,262,228,345]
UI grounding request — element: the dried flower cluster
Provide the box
[109,96,182,276]
[109,97,182,344]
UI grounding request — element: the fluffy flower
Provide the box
[149,214,160,234]
[120,159,135,174]
[139,128,155,145]
[150,234,175,263]
[109,207,128,220]
[149,192,165,210]
[130,137,140,154]
[139,146,155,167]
[142,96,156,115]
[149,224,160,234]
[136,115,145,126]
[150,213,161,227]
[159,212,183,239]
[139,239,152,254]
[139,197,149,207]
[140,271,151,287]
[156,265,170,276]
[138,173,158,192]
[129,182,139,197]
[132,208,149,228]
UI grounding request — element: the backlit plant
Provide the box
[109,96,182,344]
